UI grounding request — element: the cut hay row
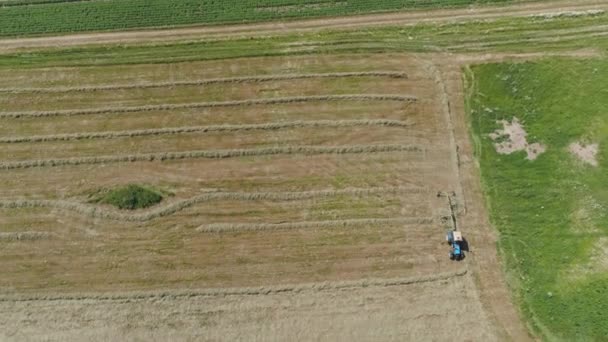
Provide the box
[196,217,434,233]
[0,231,50,241]
[0,268,467,302]
[0,94,417,119]
[0,119,413,144]
[0,71,408,94]
[0,144,423,170]
[0,186,427,222]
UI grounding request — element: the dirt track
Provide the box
[0,0,607,53]
[432,55,526,341]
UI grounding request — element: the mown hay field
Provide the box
[0,45,536,341]
[0,54,460,294]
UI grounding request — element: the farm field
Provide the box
[1,0,608,341]
[0,0,529,37]
[0,53,524,340]
[0,54,446,289]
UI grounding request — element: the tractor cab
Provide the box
[446,231,462,243]
[446,230,464,260]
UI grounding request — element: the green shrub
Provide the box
[96,184,163,210]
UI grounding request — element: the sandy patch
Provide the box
[570,207,600,234]
[568,141,599,166]
[489,117,546,160]
[590,237,608,271]
[569,195,606,234]
[563,237,608,284]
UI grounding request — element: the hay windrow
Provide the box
[0,186,427,222]
[0,144,423,170]
[0,231,51,241]
[0,94,417,119]
[0,71,408,94]
[0,119,413,144]
[0,268,467,302]
[196,217,434,233]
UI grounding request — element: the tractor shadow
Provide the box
[456,239,469,261]
[461,238,470,252]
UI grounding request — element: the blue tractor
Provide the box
[446,230,464,261]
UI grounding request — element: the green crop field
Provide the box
[467,60,608,340]
[0,0,522,37]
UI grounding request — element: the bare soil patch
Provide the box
[589,237,608,270]
[564,237,608,283]
[569,141,599,166]
[489,117,546,160]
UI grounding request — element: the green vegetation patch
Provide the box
[91,184,165,210]
[467,59,608,340]
[0,0,522,37]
